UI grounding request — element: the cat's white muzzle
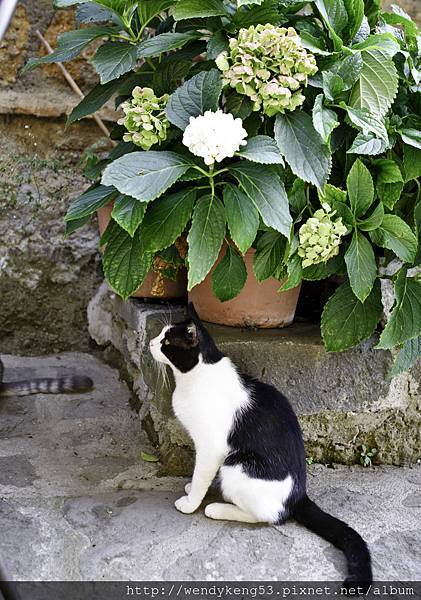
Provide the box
[149,326,171,365]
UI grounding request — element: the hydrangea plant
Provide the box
[25,0,421,372]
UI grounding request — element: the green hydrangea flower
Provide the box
[215,24,318,116]
[298,204,348,268]
[118,87,169,150]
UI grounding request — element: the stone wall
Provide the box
[0,1,115,354]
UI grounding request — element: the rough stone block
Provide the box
[88,285,421,475]
[0,5,30,87]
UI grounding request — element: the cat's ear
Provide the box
[187,302,200,321]
[186,321,199,346]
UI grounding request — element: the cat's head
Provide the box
[149,303,223,373]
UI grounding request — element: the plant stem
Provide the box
[191,165,210,177]
[212,167,228,177]
[209,164,215,199]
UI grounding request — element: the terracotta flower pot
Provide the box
[97,204,187,300]
[189,247,301,328]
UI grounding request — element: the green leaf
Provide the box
[103,226,154,299]
[302,254,344,280]
[369,215,417,263]
[280,253,303,291]
[322,72,344,101]
[382,8,418,41]
[223,185,259,254]
[274,112,331,189]
[101,151,192,202]
[100,216,120,246]
[390,337,421,377]
[352,33,400,57]
[330,199,355,229]
[299,31,331,56]
[91,42,138,84]
[312,94,339,143]
[345,230,377,302]
[229,162,292,237]
[349,48,398,118]
[65,185,116,221]
[363,0,381,27]
[346,158,374,217]
[111,194,147,237]
[187,194,226,289]
[399,129,421,150]
[233,0,280,28]
[343,0,364,41]
[321,280,382,352]
[236,136,284,165]
[332,52,363,89]
[374,158,404,210]
[288,178,307,214]
[174,0,228,20]
[23,27,117,71]
[314,0,347,50]
[343,105,388,142]
[165,70,222,130]
[137,32,200,58]
[373,159,403,184]
[137,0,173,25]
[357,201,384,231]
[67,73,138,126]
[54,0,86,6]
[225,93,253,120]
[207,30,229,60]
[403,145,421,182]
[319,183,347,204]
[377,271,421,349]
[81,3,114,21]
[376,182,404,210]
[347,132,388,156]
[212,245,247,301]
[64,214,91,236]
[253,231,285,282]
[141,189,196,251]
[139,451,159,462]
[316,0,348,31]
[153,58,191,96]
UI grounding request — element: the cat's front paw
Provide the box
[174,495,199,514]
[184,482,192,494]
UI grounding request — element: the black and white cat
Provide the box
[150,304,372,588]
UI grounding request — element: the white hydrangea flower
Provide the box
[182,110,248,166]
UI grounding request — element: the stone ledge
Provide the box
[88,283,421,475]
[0,89,118,121]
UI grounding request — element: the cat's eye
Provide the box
[163,339,170,346]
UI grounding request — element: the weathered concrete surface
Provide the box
[88,285,421,474]
[0,353,420,582]
[0,0,115,356]
[0,127,105,355]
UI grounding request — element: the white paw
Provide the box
[184,482,192,494]
[204,503,220,520]
[174,495,199,514]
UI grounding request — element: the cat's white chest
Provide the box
[172,357,249,451]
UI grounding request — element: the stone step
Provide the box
[88,284,421,475]
[1,351,420,582]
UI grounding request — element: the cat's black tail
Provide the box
[293,494,372,590]
[0,376,94,397]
